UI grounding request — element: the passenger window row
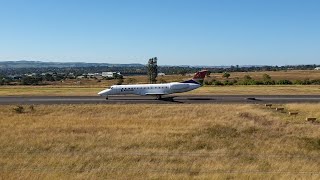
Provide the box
[121,87,168,90]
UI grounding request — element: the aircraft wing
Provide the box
[145,93,167,95]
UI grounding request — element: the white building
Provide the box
[77,75,85,79]
[158,73,165,76]
[315,67,320,70]
[102,72,121,78]
[87,73,102,78]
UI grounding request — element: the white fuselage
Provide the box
[98,82,200,96]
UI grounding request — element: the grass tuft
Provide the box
[13,105,24,114]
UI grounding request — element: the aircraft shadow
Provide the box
[160,97,214,103]
[160,97,184,103]
[186,98,213,100]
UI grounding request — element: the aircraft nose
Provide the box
[98,89,110,96]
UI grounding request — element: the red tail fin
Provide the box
[193,70,207,79]
[192,70,207,85]
[181,70,207,85]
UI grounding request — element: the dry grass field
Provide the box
[1,104,320,179]
[209,70,320,81]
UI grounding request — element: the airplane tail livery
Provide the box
[181,70,207,85]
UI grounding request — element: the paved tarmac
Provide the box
[0,95,319,105]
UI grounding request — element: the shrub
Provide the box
[262,74,271,80]
[212,80,224,86]
[204,80,211,85]
[311,79,320,85]
[302,79,311,85]
[232,79,238,84]
[263,80,275,85]
[223,80,234,85]
[255,80,264,85]
[13,106,24,113]
[113,73,123,79]
[104,77,113,80]
[237,79,256,85]
[293,80,303,85]
[29,105,35,112]
[277,80,292,85]
[222,72,230,79]
[21,76,43,85]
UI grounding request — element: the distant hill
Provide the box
[0,60,145,68]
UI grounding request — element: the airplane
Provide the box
[98,70,207,100]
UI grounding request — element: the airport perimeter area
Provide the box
[1,103,320,179]
[0,84,320,179]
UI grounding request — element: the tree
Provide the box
[0,76,12,85]
[262,74,271,81]
[43,74,55,81]
[223,72,230,79]
[236,65,239,70]
[54,74,66,81]
[262,73,275,85]
[147,57,158,83]
[21,76,42,85]
[0,77,5,85]
[178,70,188,76]
[113,73,123,79]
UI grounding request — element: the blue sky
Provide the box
[0,0,319,65]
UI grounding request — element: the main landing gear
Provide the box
[105,96,108,100]
[156,95,162,100]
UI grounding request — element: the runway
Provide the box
[0,95,319,105]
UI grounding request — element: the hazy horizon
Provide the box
[1,0,320,66]
[1,59,319,67]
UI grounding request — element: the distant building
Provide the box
[315,67,320,70]
[77,75,85,79]
[67,73,75,79]
[158,73,165,76]
[25,73,37,77]
[87,73,101,78]
[102,72,121,78]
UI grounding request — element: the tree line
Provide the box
[1,64,319,77]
